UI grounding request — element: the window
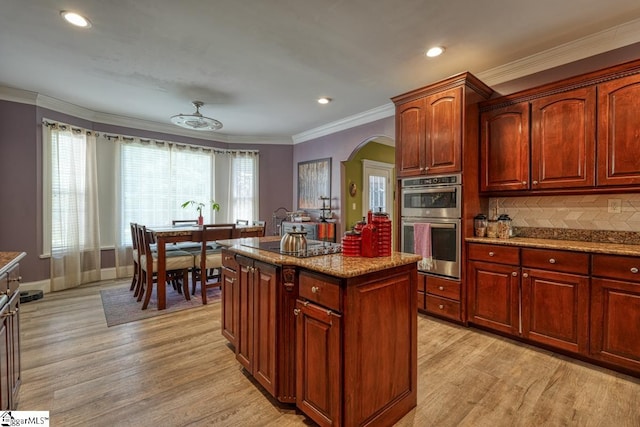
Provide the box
[230,154,258,222]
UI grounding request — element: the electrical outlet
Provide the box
[352,202,356,210]
[608,198,622,213]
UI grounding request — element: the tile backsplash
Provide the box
[488,194,640,232]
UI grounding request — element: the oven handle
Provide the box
[401,186,457,193]
[402,220,458,229]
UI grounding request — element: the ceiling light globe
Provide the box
[426,46,445,57]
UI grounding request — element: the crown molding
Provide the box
[292,103,395,144]
[477,17,640,86]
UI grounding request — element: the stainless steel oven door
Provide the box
[400,185,461,218]
[401,217,460,279]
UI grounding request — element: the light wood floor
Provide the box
[18,279,640,426]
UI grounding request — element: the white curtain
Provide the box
[47,125,101,291]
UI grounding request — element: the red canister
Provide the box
[341,231,362,257]
[372,210,392,256]
[360,223,378,257]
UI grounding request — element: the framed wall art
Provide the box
[297,157,331,209]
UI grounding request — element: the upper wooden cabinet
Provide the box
[480,102,530,192]
[480,58,640,194]
[393,72,492,178]
[480,87,596,192]
[597,73,640,186]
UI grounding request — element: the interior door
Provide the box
[363,159,394,223]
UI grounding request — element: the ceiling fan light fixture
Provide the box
[426,46,445,57]
[170,101,223,131]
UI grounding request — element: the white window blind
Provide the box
[231,154,257,222]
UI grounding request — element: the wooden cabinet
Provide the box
[480,87,596,192]
[531,87,596,189]
[468,244,521,335]
[295,264,417,427]
[480,103,530,192]
[468,243,589,355]
[0,259,21,410]
[591,254,640,372]
[221,250,239,348]
[521,248,590,354]
[424,274,462,322]
[394,72,492,178]
[416,274,426,311]
[597,73,640,186]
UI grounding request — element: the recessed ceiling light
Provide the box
[318,97,332,104]
[60,11,92,28]
[426,46,445,58]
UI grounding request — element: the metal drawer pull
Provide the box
[293,308,300,316]
[489,252,495,257]
[512,272,518,277]
[311,286,319,293]
[224,256,233,260]
[438,286,444,291]
[532,180,538,185]
[438,304,444,310]
[522,273,529,278]
[9,276,22,283]
[631,267,639,274]
[549,258,556,264]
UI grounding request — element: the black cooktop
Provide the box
[242,239,342,258]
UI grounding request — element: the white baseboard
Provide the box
[19,267,126,295]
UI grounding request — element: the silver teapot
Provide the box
[280,225,307,255]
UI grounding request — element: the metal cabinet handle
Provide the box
[224,256,233,260]
[522,273,529,278]
[522,181,527,185]
[293,308,300,316]
[532,180,538,185]
[438,304,444,310]
[311,286,319,293]
[8,276,21,283]
[549,258,556,264]
[512,272,518,277]
[631,267,639,274]
[438,286,444,291]
[489,252,495,257]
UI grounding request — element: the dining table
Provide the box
[146,224,265,310]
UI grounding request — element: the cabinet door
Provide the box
[236,259,254,372]
[468,261,520,335]
[521,269,589,354]
[396,98,426,177]
[295,300,342,427]
[531,87,596,189]
[591,278,640,372]
[424,87,462,175]
[221,266,239,347]
[0,305,8,411]
[598,73,640,186]
[8,294,19,408]
[480,103,530,192]
[252,262,277,397]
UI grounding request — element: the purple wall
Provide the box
[292,116,395,234]
[0,100,293,282]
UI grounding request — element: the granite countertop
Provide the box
[0,252,27,276]
[466,236,640,257]
[217,237,421,278]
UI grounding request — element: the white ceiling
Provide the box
[2,0,640,143]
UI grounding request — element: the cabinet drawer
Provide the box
[522,248,589,275]
[299,272,341,312]
[592,254,640,282]
[468,243,519,264]
[425,275,460,301]
[426,295,461,321]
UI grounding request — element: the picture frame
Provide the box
[297,158,331,209]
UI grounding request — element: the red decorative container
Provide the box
[341,231,362,257]
[354,217,366,234]
[361,223,378,257]
[372,210,392,256]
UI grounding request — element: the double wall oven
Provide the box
[401,174,461,279]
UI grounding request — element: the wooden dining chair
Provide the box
[172,219,199,226]
[252,220,266,236]
[193,224,240,304]
[235,219,249,225]
[137,225,195,310]
[129,222,140,292]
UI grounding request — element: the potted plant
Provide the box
[181,199,221,225]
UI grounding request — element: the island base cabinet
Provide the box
[221,252,239,348]
[591,278,640,373]
[295,300,342,427]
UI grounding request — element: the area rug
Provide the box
[100,284,221,327]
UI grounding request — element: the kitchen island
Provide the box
[217,236,421,427]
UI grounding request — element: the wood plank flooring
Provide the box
[18,279,640,426]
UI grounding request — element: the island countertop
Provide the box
[0,252,26,276]
[217,236,421,278]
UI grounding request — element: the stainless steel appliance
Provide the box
[242,239,342,258]
[400,174,461,279]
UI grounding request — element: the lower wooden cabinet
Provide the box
[0,260,21,410]
[221,252,239,348]
[424,275,462,321]
[591,254,640,372]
